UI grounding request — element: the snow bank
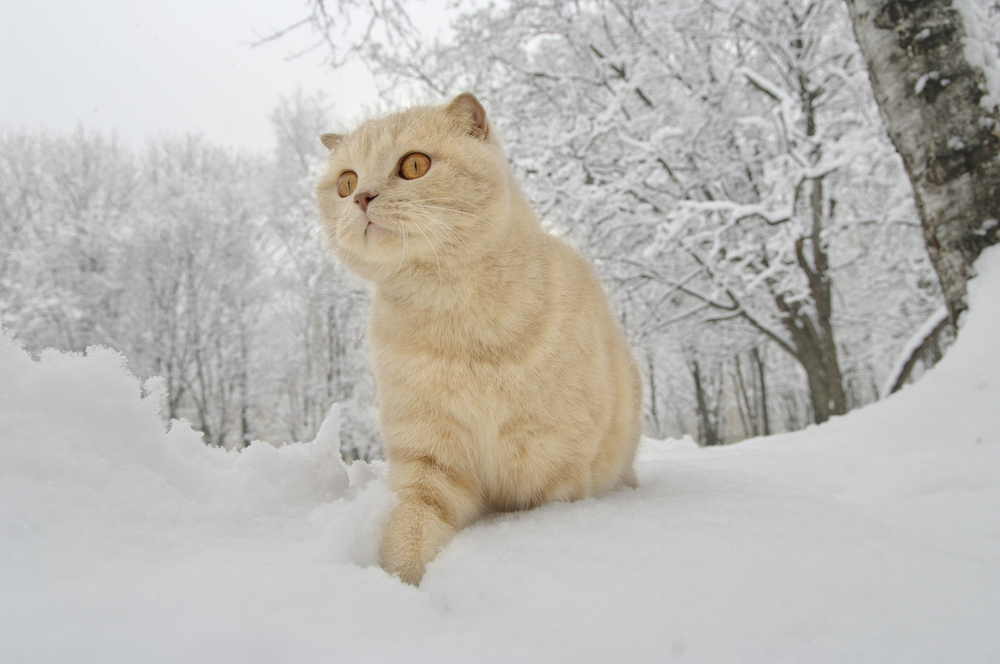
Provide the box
[2,249,1000,663]
[0,337,396,662]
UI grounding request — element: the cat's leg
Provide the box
[381,455,482,585]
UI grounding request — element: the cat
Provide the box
[317,93,642,585]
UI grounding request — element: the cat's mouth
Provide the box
[365,219,389,237]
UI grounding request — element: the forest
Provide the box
[1,0,996,459]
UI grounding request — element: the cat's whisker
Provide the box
[409,212,476,262]
[410,217,444,290]
[408,210,466,246]
[416,216,453,255]
[402,204,457,234]
[410,196,486,211]
[418,205,501,232]
[393,222,410,275]
[407,196,483,210]
[406,197,491,219]
[411,210,494,240]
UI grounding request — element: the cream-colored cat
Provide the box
[317,93,642,585]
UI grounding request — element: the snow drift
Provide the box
[2,249,999,663]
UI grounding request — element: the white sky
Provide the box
[0,0,381,153]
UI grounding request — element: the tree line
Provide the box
[0,94,379,459]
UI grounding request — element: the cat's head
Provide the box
[317,93,512,284]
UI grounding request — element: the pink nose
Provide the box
[354,191,377,213]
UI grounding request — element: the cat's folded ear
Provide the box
[445,93,490,141]
[320,133,343,151]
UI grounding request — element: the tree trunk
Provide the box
[884,306,955,395]
[646,353,664,439]
[691,359,721,446]
[773,175,848,425]
[237,324,252,449]
[752,346,770,436]
[732,354,755,438]
[845,0,1000,324]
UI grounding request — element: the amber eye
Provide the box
[338,171,358,198]
[399,153,431,180]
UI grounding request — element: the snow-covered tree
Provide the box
[278,0,949,434]
[0,128,137,353]
[845,0,1000,324]
[264,90,380,460]
[120,136,270,447]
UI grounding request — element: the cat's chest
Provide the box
[374,339,540,441]
[372,328,528,388]
[370,314,545,401]
[370,295,544,362]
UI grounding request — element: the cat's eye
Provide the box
[338,171,358,198]
[400,153,431,180]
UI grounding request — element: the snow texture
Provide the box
[955,0,1000,113]
[3,249,1000,663]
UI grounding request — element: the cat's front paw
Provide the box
[380,496,456,586]
[381,546,428,586]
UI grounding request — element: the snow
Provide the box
[3,250,1000,663]
[914,70,940,94]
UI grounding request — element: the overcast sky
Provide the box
[0,0,380,153]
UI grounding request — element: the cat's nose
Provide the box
[354,191,377,213]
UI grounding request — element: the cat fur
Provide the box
[317,93,642,585]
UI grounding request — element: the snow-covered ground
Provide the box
[3,250,999,664]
